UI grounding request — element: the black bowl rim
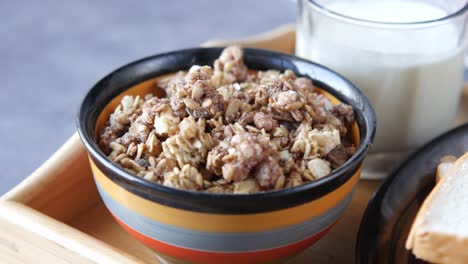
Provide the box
[77,47,376,213]
[355,122,468,263]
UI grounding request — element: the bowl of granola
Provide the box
[77,46,375,264]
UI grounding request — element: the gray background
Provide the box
[0,0,295,194]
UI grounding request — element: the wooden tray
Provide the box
[1,25,467,264]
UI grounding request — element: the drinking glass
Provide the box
[296,0,468,179]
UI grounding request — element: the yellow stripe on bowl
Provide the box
[91,160,361,233]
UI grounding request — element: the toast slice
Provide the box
[406,153,468,264]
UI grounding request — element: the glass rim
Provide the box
[305,0,468,28]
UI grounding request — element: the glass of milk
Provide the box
[296,0,468,179]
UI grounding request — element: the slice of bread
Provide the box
[406,153,468,264]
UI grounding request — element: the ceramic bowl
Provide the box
[77,47,376,264]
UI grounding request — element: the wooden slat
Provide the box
[0,215,94,264]
[201,24,295,54]
[0,201,145,264]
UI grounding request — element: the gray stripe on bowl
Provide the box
[96,182,352,252]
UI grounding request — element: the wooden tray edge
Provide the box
[0,201,145,263]
[201,23,295,54]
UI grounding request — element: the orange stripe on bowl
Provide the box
[113,213,333,264]
[91,160,361,232]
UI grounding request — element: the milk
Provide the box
[297,0,465,153]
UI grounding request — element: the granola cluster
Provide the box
[98,46,356,194]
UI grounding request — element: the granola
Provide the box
[98,46,356,193]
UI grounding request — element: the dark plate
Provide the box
[356,123,468,264]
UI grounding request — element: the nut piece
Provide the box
[221,132,268,182]
[273,90,302,111]
[294,77,314,93]
[333,103,355,126]
[214,45,248,82]
[327,144,354,169]
[253,112,278,132]
[225,98,242,123]
[307,158,331,179]
[170,65,224,119]
[253,157,283,189]
[291,124,341,159]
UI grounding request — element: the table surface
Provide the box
[0,0,295,194]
